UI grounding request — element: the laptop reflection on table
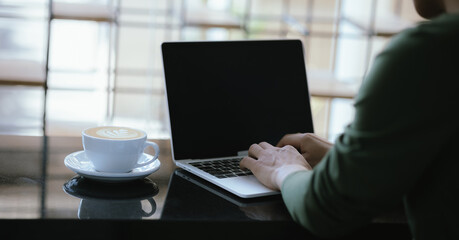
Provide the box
[161,169,292,221]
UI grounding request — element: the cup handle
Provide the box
[142,198,157,217]
[134,141,160,168]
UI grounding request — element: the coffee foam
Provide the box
[85,126,145,140]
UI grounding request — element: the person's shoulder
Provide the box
[416,13,459,36]
[385,13,459,55]
[357,14,459,102]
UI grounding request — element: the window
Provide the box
[0,0,423,141]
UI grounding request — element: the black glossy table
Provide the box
[0,135,410,239]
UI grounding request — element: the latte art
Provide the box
[84,126,145,140]
[96,128,139,139]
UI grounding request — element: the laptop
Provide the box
[161,39,314,198]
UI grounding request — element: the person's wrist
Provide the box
[273,165,310,190]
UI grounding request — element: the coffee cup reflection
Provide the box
[63,176,159,219]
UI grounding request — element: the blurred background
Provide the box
[0,0,423,141]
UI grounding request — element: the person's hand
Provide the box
[239,142,312,190]
[277,133,333,168]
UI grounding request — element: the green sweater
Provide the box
[282,13,459,239]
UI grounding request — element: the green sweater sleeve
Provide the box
[281,14,459,239]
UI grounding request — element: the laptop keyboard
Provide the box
[189,157,253,179]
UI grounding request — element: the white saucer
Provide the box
[64,151,161,182]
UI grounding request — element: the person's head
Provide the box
[413,0,446,19]
[414,0,459,18]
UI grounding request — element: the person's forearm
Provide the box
[281,170,349,238]
[281,170,312,227]
[280,151,376,239]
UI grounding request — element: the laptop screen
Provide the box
[162,40,314,160]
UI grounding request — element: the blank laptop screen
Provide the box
[162,40,314,160]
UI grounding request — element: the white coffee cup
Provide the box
[82,126,160,173]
